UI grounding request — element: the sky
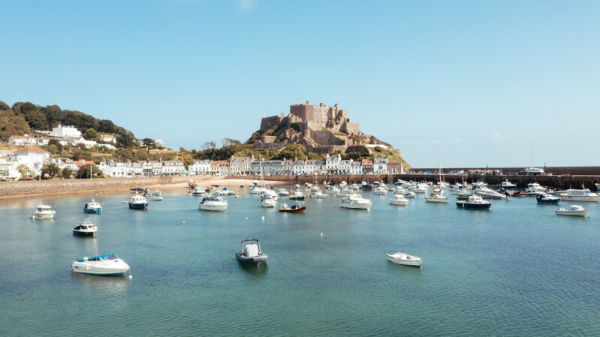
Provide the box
[1,0,599,167]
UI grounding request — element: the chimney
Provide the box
[305,100,310,105]
[320,103,325,107]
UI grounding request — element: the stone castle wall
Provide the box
[260,115,284,132]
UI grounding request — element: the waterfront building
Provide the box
[5,146,49,178]
[229,157,253,176]
[189,160,212,175]
[374,157,388,174]
[211,160,230,176]
[50,125,82,139]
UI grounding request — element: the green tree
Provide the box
[76,165,103,179]
[61,167,72,179]
[84,128,97,140]
[41,163,60,179]
[48,139,63,153]
[117,133,136,148]
[16,164,30,179]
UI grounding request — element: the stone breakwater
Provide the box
[0,176,190,198]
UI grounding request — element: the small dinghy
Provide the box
[73,220,97,236]
[235,239,268,264]
[386,252,423,267]
[278,203,306,213]
[151,191,163,201]
[71,253,130,275]
[556,205,588,217]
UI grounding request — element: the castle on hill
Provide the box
[255,101,396,155]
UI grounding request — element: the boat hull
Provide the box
[556,210,587,217]
[278,207,306,213]
[560,196,600,202]
[198,205,227,211]
[425,198,449,203]
[236,252,268,264]
[73,230,96,236]
[32,213,55,220]
[456,201,491,209]
[71,262,130,275]
[128,203,148,210]
[83,208,101,214]
[340,203,370,210]
[389,200,408,206]
[386,255,422,267]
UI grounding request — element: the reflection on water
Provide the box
[238,261,269,277]
[71,272,130,288]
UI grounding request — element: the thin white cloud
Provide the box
[491,133,511,141]
[239,0,257,11]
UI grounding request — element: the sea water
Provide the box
[1,188,599,336]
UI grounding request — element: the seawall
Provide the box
[228,174,600,190]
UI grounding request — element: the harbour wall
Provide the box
[228,174,600,190]
[0,176,187,198]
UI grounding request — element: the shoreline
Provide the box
[0,176,288,200]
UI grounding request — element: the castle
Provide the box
[255,101,394,154]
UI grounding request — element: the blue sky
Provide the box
[1,0,598,167]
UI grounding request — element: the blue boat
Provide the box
[536,193,559,204]
[83,199,102,214]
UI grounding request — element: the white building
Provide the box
[5,146,50,178]
[99,133,117,144]
[374,157,388,174]
[229,157,253,176]
[51,125,82,139]
[189,160,212,175]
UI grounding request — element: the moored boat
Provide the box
[198,196,228,211]
[73,220,97,236]
[425,188,449,203]
[536,193,559,204]
[386,252,423,267]
[128,194,148,210]
[389,194,408,206]
[260,194,277,208]
[71,253,130,275]
[152,191,163,201]
[289,191,305,201]
[340,194,371,210]
[559,189,600,202]
[456,195,491,209]
[192,187,207,197]
[32,205,56,220]
[555,205,588,217]
[235,239,268,264]
[83,199,102,214]
[278,203,306,213]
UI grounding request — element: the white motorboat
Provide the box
[425,188,449,203]
[340,194,371,210]
[151,191,163,201]
[393,186,405,195]
[276,188,290,196]
[555,205,588,217]
[32,205,56,220]
[389,194,408,206]
[500,180,517,188]
[289,191,305,201]
[198,196,228,211]
[128,194,148,210]
[310,189,325,199]
[404,191,416,198]
[83,199,102,214]
[336,188,354,198]
[236,239,268,264]
[525,167,545,175]
[448,186,463,195]
[72,253,130,275]
[249,186,268,194]
[192,187,207,197]
[350,184,360,191]
[261,189,279,200]
[456,195,491,209]
[473,186,508,200]
[559,189,600,202]
[373,186,388,195]
[525,182,547,193]
[261,194,277,208]
[73,220,97,236]
[328,186,341,194]
[386,252,423,267]
[412,183,428,194]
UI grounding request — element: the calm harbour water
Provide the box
[1,187,599,336]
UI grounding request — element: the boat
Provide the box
[260,194,277,208]
[73,220,97,236]
[276,188,290,196]
[555,205,588,217]
[289,191,305,201]
[130,187,145,193]
[278,203,306,213]
[404,191,416,198]
[386,252,423,267]
[536,193,559,204]
[389,194,408,206]
[249,186,268,194]
[128,194,148,210]
[473,186,509,200]
[448,185,463,195]
[310,189,325,199]
[71,253,130,275]
[340,194,372,210]
[525,167,545,175]
[510,191,528,197]
[559,189,600,202]
[262,189,279,200]
[198,196,228,211]
[215,187,237,196]
[360,182,373,190]
[192,187,207,197]
[350,184,360,191]
[393,186,405,195]
[143,188,150,197]
[456,195,491,209]
[425,188,449,203]
[151,191,163,201]
[32,205,56,220]
[413,183,428,194]
[188,179,198,189]
[83,199,102,214]
[235,239,268,264]
[373,186,388,195]
[525,182,547,194]
[500,180,518,188]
